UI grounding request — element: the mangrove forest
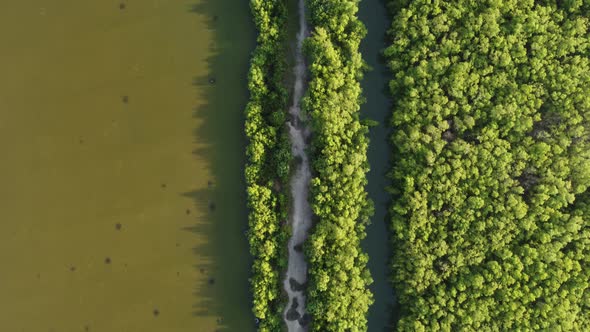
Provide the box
[244,0,588,331]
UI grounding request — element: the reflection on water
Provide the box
[0,1,253,331]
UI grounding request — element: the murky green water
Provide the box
[0,1,254,331]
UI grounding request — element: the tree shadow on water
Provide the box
[183,1,256,331]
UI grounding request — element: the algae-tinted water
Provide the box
[0,1,254,331]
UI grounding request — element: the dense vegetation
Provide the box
[244,0,291,330]
[304,0,374,330]
[385,0,590,330]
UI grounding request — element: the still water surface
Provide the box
[359,0,398,330]
[0,1,254,331]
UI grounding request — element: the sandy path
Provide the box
[283,0,311,330]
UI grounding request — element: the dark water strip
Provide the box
[187,1,256,331]
[359,0,398,330]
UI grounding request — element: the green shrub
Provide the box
[304,1,374,331]
[385,1,590,330]
[245,1,291,330]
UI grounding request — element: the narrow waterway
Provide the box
[283,0,311,330]
[359,0,398,330]
[0,1,254,331]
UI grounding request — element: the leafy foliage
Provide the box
[385,1,590,330]
[245,1,291,330]
[304,1,374,330]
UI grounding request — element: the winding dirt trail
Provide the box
[283,0,311,330]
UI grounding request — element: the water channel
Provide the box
[359,0,398,330]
